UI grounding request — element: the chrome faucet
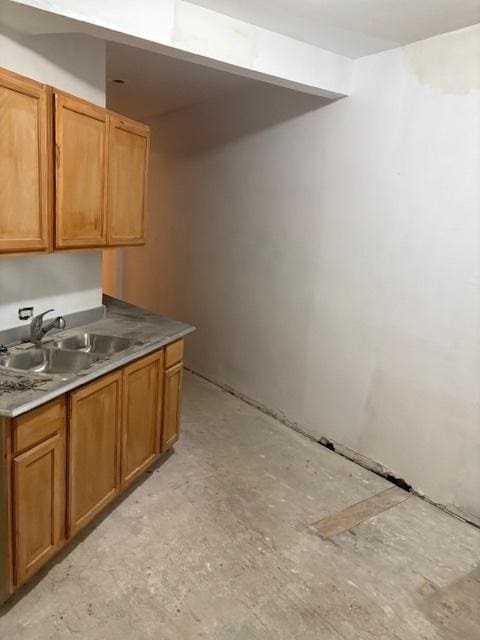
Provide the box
[30,309,66,345]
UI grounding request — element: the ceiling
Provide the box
[106,42,254,120]
[186,0,480,58]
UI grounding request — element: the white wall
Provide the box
[0,26,105,330]
[122,24,480,523]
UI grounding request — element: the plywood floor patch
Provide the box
[312,486,410,539]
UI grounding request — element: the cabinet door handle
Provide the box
[55,143,61,168]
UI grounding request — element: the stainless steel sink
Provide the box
[0,347,98,378]
[53,333,133,355]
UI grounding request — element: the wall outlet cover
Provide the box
[18,307,34,321]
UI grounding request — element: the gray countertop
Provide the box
[0,296,195,418]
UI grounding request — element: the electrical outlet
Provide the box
[18,307,34,321]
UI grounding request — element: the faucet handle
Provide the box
[33,309,55,321]
[31,309,55,329]
[30,309,57,345]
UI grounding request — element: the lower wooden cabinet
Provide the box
[68,371,122,537]
[162,361,183,452]
[4,341,184,596]
[121,350,163,487]
[12,399,66,586]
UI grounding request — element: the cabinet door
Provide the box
[55,92,107,248]
[68,372,121,536]
[13,431,65,586]
[121,351,163,487]
[107,115,149,246]
[162,362,183,452]
[0,68,50,253]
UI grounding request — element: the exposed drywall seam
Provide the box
[186,367,480,531]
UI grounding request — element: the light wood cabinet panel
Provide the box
[162,362,183,452]
[0,68,50,253]
[12,417,65,586]
[121,351,163,487]
[165,340,184,369]
[68,372,121,537]
[107,115,149,246]
[55,93,107,248]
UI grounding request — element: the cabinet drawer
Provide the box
[165,340,184,369]
[13,398,66,454]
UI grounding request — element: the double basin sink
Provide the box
[0,333,133,379]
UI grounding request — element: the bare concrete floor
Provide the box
[1,372,479,639]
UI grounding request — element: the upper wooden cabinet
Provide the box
[107,115,149,246]
[0,66,150,255]
[54,93,108,248]
[0,68,50,254]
